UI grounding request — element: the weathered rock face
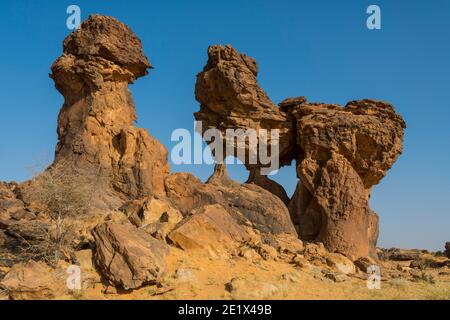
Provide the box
[168,204,250,257]
[51,15,169,202]
[165,165,297,236]
[92,221,169,290]
[0,182,26,221]
[445,242,450,259]
[120,196,183,242]
[195,45,296,173]
[290,99,405,260]
[0,261,66,300]
[194,45,406,260]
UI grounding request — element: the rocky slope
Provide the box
[0,15,448,300]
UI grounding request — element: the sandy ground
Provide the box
[70,248,450,300]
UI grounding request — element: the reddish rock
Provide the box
[195,45,296,172]
[0,261,66,300]
[168,204,250,257]
[445,242,450,259]
[50,15,169,202]
[92,221,169,290]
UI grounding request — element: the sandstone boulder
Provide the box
[50,15,169,203]
[290,99,405,260]
[164,172,222,215]
[92,221,169,290]
[168,204,250,257]
[194,44,406,260]
[0,261,66,300]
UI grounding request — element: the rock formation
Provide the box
[445,242,450,259]
[50,15,169,203]
[195,45,296,170]
[168,204,250,257]
[195,45,406,260]
[165,164,297,236]
[0,261,66,300]
[92,221,169,290]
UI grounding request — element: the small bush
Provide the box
[26,161,95,264]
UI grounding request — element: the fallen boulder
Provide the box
[92,221,169,290]
[168,204,250,257]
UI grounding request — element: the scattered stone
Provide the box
[225,277,279,299]
[238,247,261,261]
[292,254,309,268]
[445,242,450,259]
[121,197,183,241]
[10,209,35,221]
[256,244,278,261]
[304,242,327,258]
[275,233,304,255]
[50,15,169,203]
[411,272,435,284]
[281,272,301,283]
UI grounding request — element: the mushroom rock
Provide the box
[246,168,290,205]
[194,44,406,260]
[289,99,406,260]
[50,15,169,202]
[194,45,296,201]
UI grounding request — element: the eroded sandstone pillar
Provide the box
[50,15,169,202]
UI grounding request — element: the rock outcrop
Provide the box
[50,15,169,203]
[445,242,450,259]
[290,99,405,260]
[165,165,297,236]
[0,261,66,300]
[168,204,250,257]
[195,45,406,260]
[92,222,169,290]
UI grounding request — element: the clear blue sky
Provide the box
[0,0,449,251]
